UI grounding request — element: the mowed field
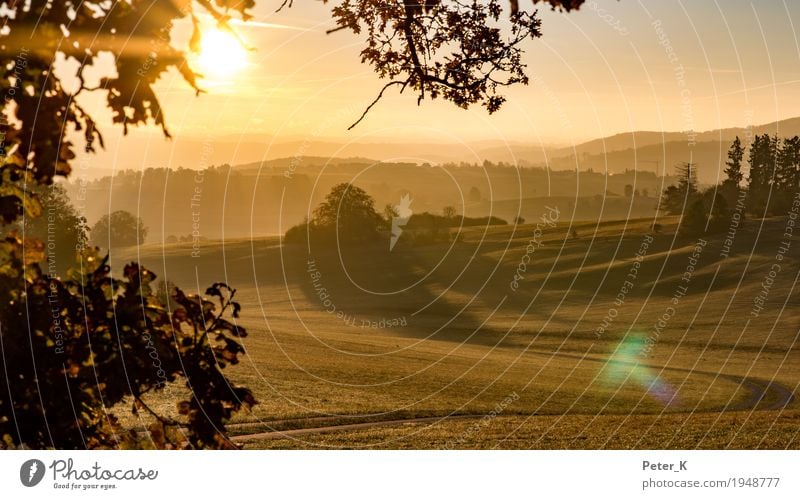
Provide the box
[113,214,800,449]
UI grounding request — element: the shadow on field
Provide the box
[285,236,511,346]
[122,217,796,350]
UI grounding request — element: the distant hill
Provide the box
[77,116,800,185]
[478,116,800,183]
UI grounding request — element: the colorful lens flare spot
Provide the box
[602,333,677,407]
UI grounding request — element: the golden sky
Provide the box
[72,0,800,171]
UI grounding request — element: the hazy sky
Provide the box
[76,0,800,155]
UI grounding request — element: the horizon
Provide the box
[69,0,800,175]
[70,113,800,181]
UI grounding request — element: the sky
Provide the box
[72,0,800,168]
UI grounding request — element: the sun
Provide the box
[193,28,249,81]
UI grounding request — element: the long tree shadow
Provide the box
[284,235,510,347]
[132,217,795,350]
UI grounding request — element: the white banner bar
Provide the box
[1,451,797,498]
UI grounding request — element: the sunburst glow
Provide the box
[193,28,249,81]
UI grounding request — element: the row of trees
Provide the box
[661,134,800,235]
[740,135,800,214]
[285,183,508,246]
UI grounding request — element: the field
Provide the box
[113,214,800,449]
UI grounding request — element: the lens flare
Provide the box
[602,333,677,406]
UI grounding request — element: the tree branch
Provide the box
[348,80,408,129]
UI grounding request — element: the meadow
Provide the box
[113,214,799,449]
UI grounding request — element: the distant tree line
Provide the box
[285,183,507,247]
[661,134,800,236]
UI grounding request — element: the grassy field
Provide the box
[112,214,800,449]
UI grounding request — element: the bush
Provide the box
[0,242,254,449]
[405,212,507,230]
[680,190,730,237]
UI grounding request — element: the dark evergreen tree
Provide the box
[778,136,800,193]
[724,136,745,187]
[747,134,780,215]
[660,162,698,215]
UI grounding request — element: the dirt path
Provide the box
[231,351,795,443]
[530,348,796,412]
[719,374,796,411]
[230,415,483,442]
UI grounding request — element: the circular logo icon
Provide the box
[20,459,45,487]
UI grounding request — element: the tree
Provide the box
[660,162,698,215]
[443,206,458,219]
[746,134,779,215]
[680,189,729,237]
[332,1,541,127]
[514,216,526,225]
[17,184,89,276]
[677,162,698,195]
[724,136,745,187]
[718,136,746,210]
[777,136,800,193]
[0,246,253,449]
[310,183,383,243]
[91,210,148,248]
[384,204,400,225]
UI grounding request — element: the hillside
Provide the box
[67,162,673,241]
[111,215,800,448]
[480,116,800,182]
